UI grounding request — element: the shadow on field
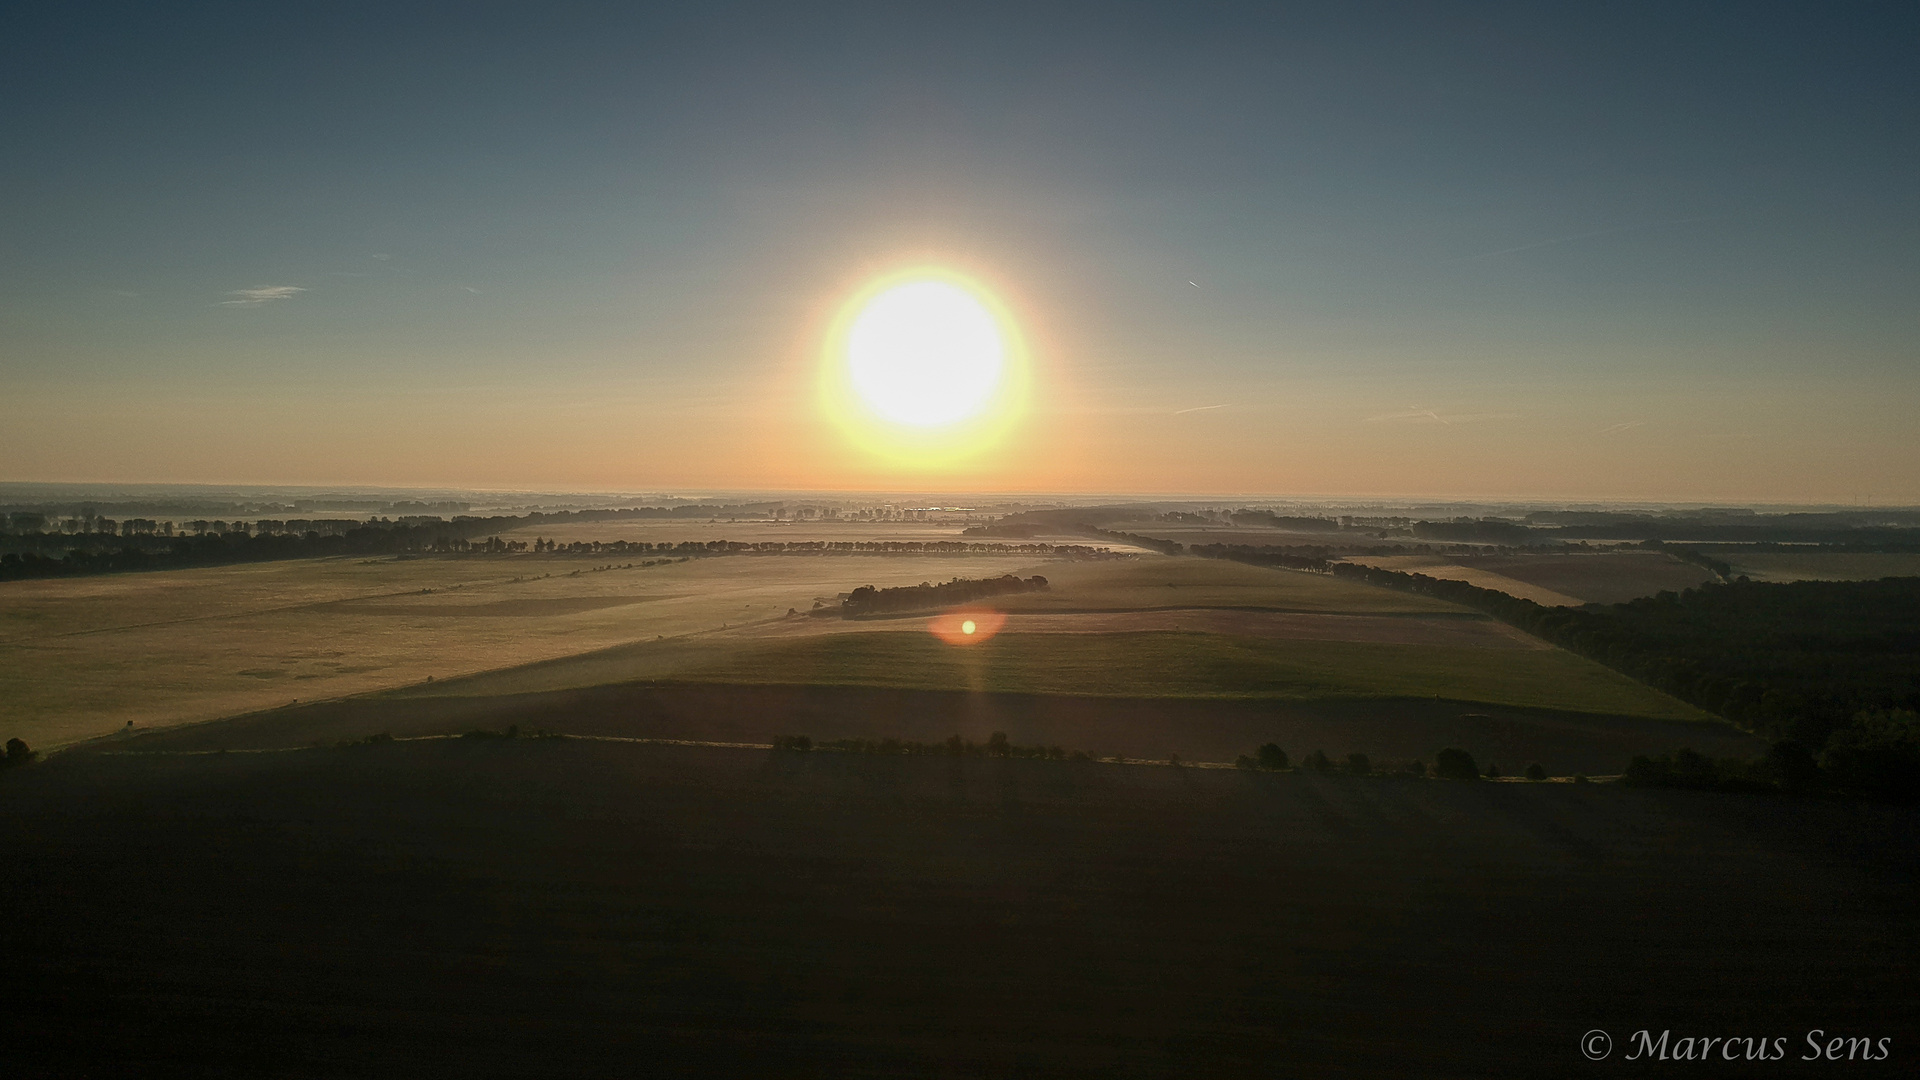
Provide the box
[1,740,1913,1077]
[112,681,1766,777]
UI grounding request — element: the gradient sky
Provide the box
[2,2,1915,501]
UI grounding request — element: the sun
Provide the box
[820,267,1029,468]
[847,280,1003,427]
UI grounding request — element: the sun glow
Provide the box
[929,608,1006,646]
[821,268,1028,468]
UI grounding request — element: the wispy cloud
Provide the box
[218,285,306,308]
[1363,406,1517,426]
[1173,403,1229,415]
[1596,420,1645,436]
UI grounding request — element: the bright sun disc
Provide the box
[821,267,1029,468]
[847,280,1004,427]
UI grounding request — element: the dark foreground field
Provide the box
[124,680,1760,778]
[4,735,1914,1077]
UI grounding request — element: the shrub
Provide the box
[1344,752,1370,776]
[772,735,813,752]
[1484,761,1501,779]
[1256,743,1289,770]
[1574,773,1590,784]
[1402,759,1427,777]
[1434,748,1478,780]
[1236,755,1258,770]
[1524,762,1548,781]
[1303,749,1334,774]
[3,738,34,767]
[1623,748,1730,790]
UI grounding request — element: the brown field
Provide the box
[1722,550,1920,583]
[1343,551,1715,605]
[5,737,1910,1076]
[0,550,1059,749]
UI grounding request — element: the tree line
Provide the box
[842,574,1049,616]
[0,524,1124,582]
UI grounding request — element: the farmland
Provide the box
[0,546,1058,749]
[1342,551,1716,605]
[1721,550,1920,583]
[3,737,1911,1077]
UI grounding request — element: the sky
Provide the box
[2,1,1915,502]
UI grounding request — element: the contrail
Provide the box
[1174,403,1230,415]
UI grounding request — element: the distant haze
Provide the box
[1,4,1915,502]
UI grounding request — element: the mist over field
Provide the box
[5,3,1918,1076]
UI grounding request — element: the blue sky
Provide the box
[2,2,1914,499]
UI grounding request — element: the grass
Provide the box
[668,630,1710,720]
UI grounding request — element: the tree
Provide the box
[4,737,34,766]
[1344,752,1370,776]
[987,731,1010,757]
[1525,762,1548,781]
[1303,749,1334,774]
[1256,743,1288,770]
[1434,747,1478,780]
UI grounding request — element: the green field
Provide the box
[992,556,1463,613]
[667,630,1707,719]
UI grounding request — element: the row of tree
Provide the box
[1234,743,1560,780]
[842,574,1050,616]
[773,732,1078,760]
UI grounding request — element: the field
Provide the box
[4,737,1911,1077]
[336,556,1710,730]
[0,547,1058,749]
[493,516,1167,553]
[3,552,1721,751]
[4,537,1898,1077]
[1342,551,1716,605]
[1721,550,1920,583]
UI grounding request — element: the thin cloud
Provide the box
[1596,421,1645,436]
[1173,403,1229,415]
[218,285,306,308]
[1364,407,1517,426]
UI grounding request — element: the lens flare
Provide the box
[821,267,1029,469]
[930,608,1006,646]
